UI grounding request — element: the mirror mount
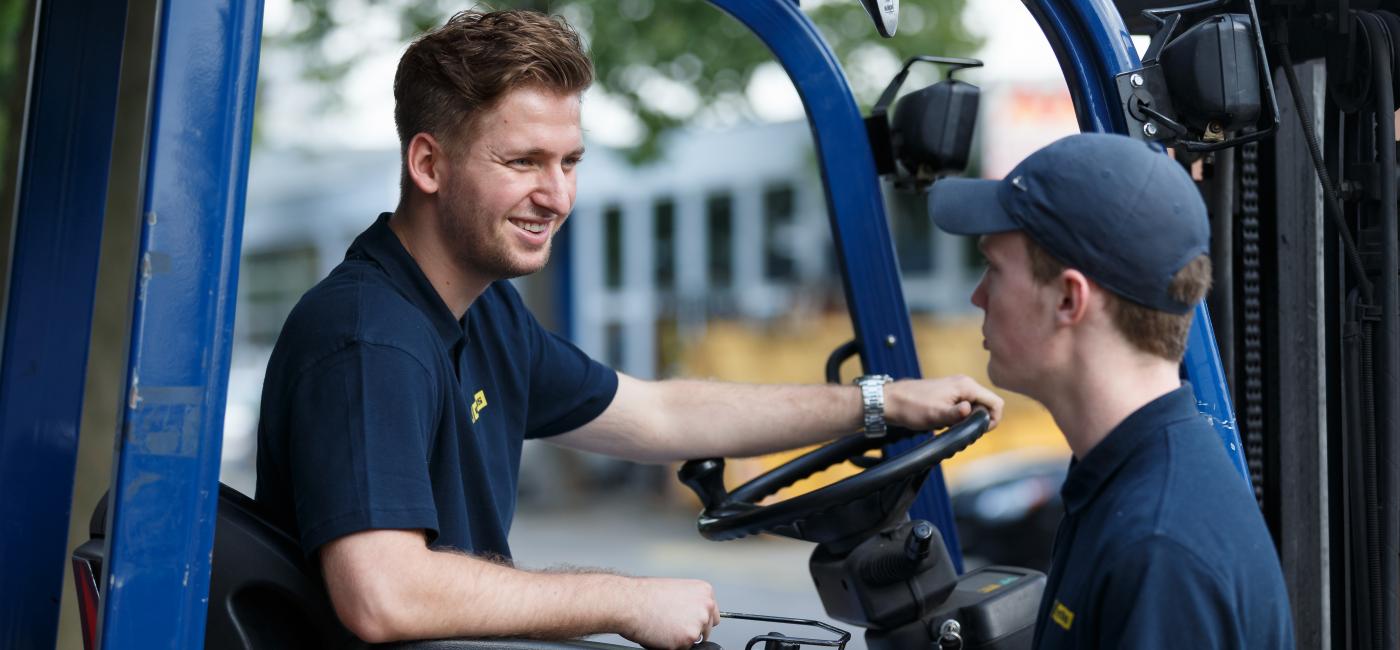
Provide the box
[858,0,900,38]
[865,56,983,190]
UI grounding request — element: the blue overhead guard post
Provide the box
[707,0,966,570]
[1022,0,1251,483]
[99,1,265,647]
[0,2,130,647]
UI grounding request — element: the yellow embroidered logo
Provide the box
[1052,600,1075,631]
[472,390,488,423]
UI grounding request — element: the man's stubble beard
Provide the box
[438,192,552,283]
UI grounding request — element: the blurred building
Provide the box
[235,118,984,386]
[566,119,980,380]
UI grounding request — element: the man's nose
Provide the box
[970,277,987,309]
[533,165,574,217]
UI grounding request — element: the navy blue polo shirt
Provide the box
[255,213,617,560]
[1032,385,1294,649]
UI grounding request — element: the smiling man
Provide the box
[928,133,1293,649]
[254,10,1005,648]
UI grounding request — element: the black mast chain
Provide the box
[1240,140,1267,506]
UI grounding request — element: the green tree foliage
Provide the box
[276,0,979,159]
[0,0,35,213]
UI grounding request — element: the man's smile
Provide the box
[508,218,547,232]
[508,218,552,238]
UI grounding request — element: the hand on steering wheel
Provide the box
[678,409,991,552]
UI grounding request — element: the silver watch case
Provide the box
[854,374,894,437]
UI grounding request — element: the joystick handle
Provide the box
[678,458,729,510]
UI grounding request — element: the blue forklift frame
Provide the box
[96,0,265,646]
[0,2,130,648]
[0,0,1247,646]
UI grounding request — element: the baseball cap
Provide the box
[927,133,1208,314]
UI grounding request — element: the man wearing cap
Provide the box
[927,133,1294,649]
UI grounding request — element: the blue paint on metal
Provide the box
[1183,307,1252,481]
[1023,0,1250,485]
[1066,0,1141,98]
[0,2,129,647]
[100,1,264,647]
[706,0,964,570]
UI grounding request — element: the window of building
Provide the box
[654,317,681,378]
[653,198,675,290]
[763,183,797,282]
[964,234,986,273]
[890,188,933,274]
[706,192,733,288]
[604,322,626,370]
[238,246,319,347]
[603,204,624,289]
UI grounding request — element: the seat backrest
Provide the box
[204,485,364,649]
[87,484,364,650]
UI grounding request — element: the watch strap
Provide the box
[854,374,894,437]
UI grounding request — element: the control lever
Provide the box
[679,458,729,510]
[859,520,938,585]
[904,520,934,563]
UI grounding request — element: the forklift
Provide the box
[0,0,1393,648]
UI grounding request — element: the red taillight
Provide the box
[71,557,100,650]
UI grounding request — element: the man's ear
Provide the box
[404,133,445,195]
[1054,268,1093,327]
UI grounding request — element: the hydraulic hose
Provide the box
[1207,148,1235,387]
[1356,13,1398,650]
[1272,21,1375,303]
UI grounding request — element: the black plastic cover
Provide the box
[925,565,1046,650]
[1159,14,1261,132]
[890,79,979,177]
[809,521,959,629]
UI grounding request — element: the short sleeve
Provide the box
[1093,537,1240,650]
[287,342,441,556]
[522,315,618,439]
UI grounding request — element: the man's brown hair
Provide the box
[1024,237,1211,361]
[393,10,593,154]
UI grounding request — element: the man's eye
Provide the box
[509,159,533,167]
[564,157,583,167]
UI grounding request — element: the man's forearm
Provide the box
[556,373,1001,464]
[322,529,718,647]
[644,379,863,460]
[328,540,627,642]
[555,376,866,463]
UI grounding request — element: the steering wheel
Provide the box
[678,409,990,553]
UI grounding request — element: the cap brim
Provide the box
[927,178,1019,236]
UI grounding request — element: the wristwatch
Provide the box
[854,374,894,437]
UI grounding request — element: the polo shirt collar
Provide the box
[347,213,465,348]
[1060,384,1197,515]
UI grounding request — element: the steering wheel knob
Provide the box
[678,458,729,510]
